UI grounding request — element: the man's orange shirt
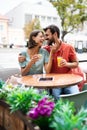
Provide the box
[43,42,85,91]
[43,42,77,74]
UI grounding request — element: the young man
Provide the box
[43,25,79,99]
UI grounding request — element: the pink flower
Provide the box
[28,97,55,119]
[27,107,39,119]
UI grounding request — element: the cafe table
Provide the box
[17,73,83,89]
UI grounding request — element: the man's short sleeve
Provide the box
[69,45,77,61]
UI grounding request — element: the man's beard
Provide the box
[47,39,54,46]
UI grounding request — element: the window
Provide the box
[53,17,57,22]
[41,16,45,21]
[35,15,39,19]
[0,25,3,31]
[25,14,32,24]
[47,16,51,22]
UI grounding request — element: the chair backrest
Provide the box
[0,68,21,81]
[60,84,87,111]
[82,83,87,90]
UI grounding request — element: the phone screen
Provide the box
[39,77,53,81]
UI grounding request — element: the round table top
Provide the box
[17,73,83,89]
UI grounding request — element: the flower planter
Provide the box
[0,84,87,130]
[0,100,39,130]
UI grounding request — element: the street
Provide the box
[0,47,26,69]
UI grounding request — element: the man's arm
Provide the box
[18,54,26,63]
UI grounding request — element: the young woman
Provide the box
[18,30,52,76]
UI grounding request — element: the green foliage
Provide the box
[33,116,50,130]
[0,79,5,88]
[23,18,42,40]
[0,83,13,99]
[0,89,7,99]
[6,87,48,113]
[0,82,87,130]
[49,99,87,130]
[51,0,87,40]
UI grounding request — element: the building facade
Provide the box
[6,0,61,29]
[0,0,86,47]
[0,14,8,46]
[0,0,60,47]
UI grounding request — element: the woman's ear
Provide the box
[32,36,35,41]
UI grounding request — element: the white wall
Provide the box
[6,0,61,29]
[6,3,25,28]
[8,27,25,46]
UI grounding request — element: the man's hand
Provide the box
[18,55,26,63]
[50,43,58,54]
[60,58,68,67]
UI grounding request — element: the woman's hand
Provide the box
[30,54,42,64]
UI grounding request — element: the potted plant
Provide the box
[0,83,87,130]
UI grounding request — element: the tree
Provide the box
[49,0,87,40]
[23,18,41,40]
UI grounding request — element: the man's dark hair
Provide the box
[43,24,60,38]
